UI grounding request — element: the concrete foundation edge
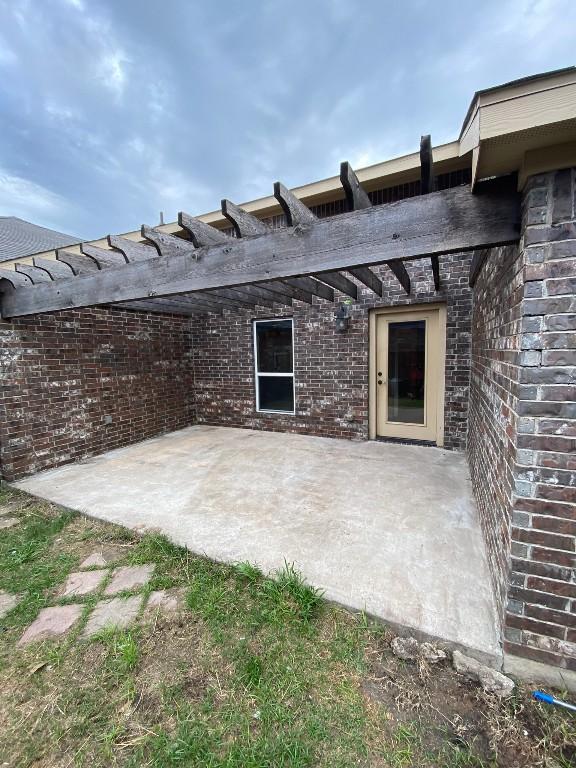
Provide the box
[504,653,576,694]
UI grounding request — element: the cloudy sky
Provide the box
[0,0,574,239]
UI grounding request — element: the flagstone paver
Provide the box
[79,545,126,569]
[0,590,20,619]
[143,588,186,618]
[82,595,143,637]
[0,517,19,529]
[18,604,83,646]
[104,564,154,595]
[58,569,108,597]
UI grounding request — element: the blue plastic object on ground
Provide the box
[533,690,576,713]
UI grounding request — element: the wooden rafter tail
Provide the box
[81,243,127,269]
[108,235,158,262]
[340,161,372,211]
[141,226,194,259]
[348,267,383,297]
[221,199,269,237]
[273,181,316,226]
[33,257,74,279]
[419,135,434,195]
[15,263,52,283]
[178,212,229,248]
[0,268,33,289]
[56,249,100,274]
[388,260,411,294]
[284,276,334,302]
[420,134,440,290]
[431,255,440,291]
[316,271,358,299]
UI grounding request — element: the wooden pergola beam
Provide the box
[348,267,383,297]
[420,135,439,290]
[0,269,33,289]
[57,250,100,274]
[81,243,127,268]
[108,235,158,262]
[0,178,520,318]
[15,264,52,283]
[222,199,269,237]
[387,260,411,295]
[33,257,75,279]
[316,271,358,299]
[283,276,334,302]
[178,212,229,247]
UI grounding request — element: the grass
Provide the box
[0,483,575,767]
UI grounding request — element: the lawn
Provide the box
[0,483,574,767]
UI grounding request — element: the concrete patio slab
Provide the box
[82,595,143,637]
[104,564,154,595]
[18,604,83,646]
[58,569,108,597]
[15,425,501,663]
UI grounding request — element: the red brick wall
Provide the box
[469,168,576,671]
[0,307,195,481]
[191,253,473,449]
[468,243,523,621]
[505,168,576,671]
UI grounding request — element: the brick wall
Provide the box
[504,168,576,671]
[468,243,522,621]
[191,253,473,449]
[469,168,576,671]
[0,307,195,481]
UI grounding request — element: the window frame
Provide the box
[253,317,296,415]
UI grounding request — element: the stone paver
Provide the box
[59,569,108,597]
[18,604,83,646]
[79,545,126,569]
[143,588,186,618]
[0,517,19,529]
[82,595,143,637]
[0,590,19,619]
[104,564,154,595]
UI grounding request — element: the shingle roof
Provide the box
[0,217,81,263]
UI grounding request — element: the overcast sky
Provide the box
[0,0,574,240]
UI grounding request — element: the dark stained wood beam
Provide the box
[431,255,440,291]
[273,181,316,226]
[33,257,75,279]
[315,271,358,299]
[261,281,312,304]
[108,235,158,262]
[283,276,334,302]
[0,269,33,288]
[57,250,100,274]
[178,212,229,247]
[112,300,212,316]
[15,264,52,283]
[387,260,410,294]
[142,226,195,259]
[348,267,382,297]
[0,178,520,318]
[81,243,127,268]
[420,135,434,195]
[469,248,490,287]
[207,287,274,309]
[221,199,269,237]
[340,161,372,211]
[420,135,439,290]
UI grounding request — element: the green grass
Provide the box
[1,483,575,768]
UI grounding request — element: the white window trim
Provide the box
[253,318,296,415]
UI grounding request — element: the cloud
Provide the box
[0,168,75,228]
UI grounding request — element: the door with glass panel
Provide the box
[375,309,441,442]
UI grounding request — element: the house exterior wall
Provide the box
[0,307,195,482]
[468,243,522,623]
[191,254,473,449]
[505,168,576,671]
[469,168,576,672]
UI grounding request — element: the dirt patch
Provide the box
[363,639,576,767]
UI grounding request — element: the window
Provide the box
[253,318,295,413]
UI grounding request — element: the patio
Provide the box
[14,425,501,664]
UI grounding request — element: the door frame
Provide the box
[368,303,447,446]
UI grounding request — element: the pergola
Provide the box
[0,139,520,319]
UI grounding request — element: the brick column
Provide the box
[505,168,576,671]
